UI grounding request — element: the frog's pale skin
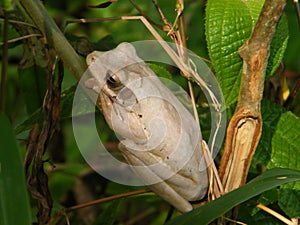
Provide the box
[85,42,208,213]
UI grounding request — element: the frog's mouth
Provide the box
[102,83,138,109]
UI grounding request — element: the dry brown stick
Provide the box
[65,189,150,212]
[218,0,287,193]
[128,0,164,30]
[47,189,151,225]
[256,203,295,225]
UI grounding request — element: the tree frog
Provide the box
[85,42,208,212]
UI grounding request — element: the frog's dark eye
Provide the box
[106,70,122,90]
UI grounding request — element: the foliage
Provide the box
[1,0,300,225]
[206,0,289,106]
[0,113,32,225]
[166,168,300,225]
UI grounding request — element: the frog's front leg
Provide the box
[148,178,194,212]
[119,141,194,213]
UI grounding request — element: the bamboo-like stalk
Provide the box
[19,0,87,81]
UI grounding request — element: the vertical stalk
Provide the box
[219,0,287,193]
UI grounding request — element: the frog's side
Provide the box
[85,42,208,213]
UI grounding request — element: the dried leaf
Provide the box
[24,60,64,224]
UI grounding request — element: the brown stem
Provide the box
[129,0,164,30]
[219,0,287,193]
[47,189,151,225]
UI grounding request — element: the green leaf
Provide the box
[18,66,47,115]
[1,0,13,11]
[267,112,300,170]
[250,99,285,173]
[266,14,289,80]
[15,110,40,134]
[205,0,288,106]
[252,188,279,215]
[251,108,300,218]
[166,168,300,225]
[267,111,300,217]
[205,0,264,106]
[0,113,32,225]
[238,201,285,225]
[92,200,121,225]
[278,188,300,218]
[148,63,172,80]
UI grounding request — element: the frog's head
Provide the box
[87,42,140,67]
[86,43,151,143]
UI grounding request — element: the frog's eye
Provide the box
[106,70,123,90]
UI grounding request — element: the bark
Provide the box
[219,0,287,193]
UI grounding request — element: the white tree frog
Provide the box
[85,42,208,213]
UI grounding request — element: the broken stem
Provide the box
[219,0,287,193]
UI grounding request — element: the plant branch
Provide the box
[47,189,151,225]
[65,189,150,212]
[128,0,164,30]
[219,0,287,193]
[256,203,295,225]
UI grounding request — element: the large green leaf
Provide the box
[0,113,32,225]
[249,100,285,173]
[267,111,300,218]
[205,0,288,106]
[248,108,300,219]
[266,15,289,80]
[166,168,300,225]
[268,112,300,171]
[278,188,300,218]
[205,0,263,106]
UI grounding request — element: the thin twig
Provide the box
[128,0,164,30]
[168,0,200,126]
[65,189,151,212]
[201,140,224,200]
[0,18,38,28]
[0,33,42,45]
[66,17,129,25]
[291,218,298,225]
[222,216,247,225]
[257,203,295,225]
[152,0,172,30]
[188,81,199,124]
[63,212,71,225]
